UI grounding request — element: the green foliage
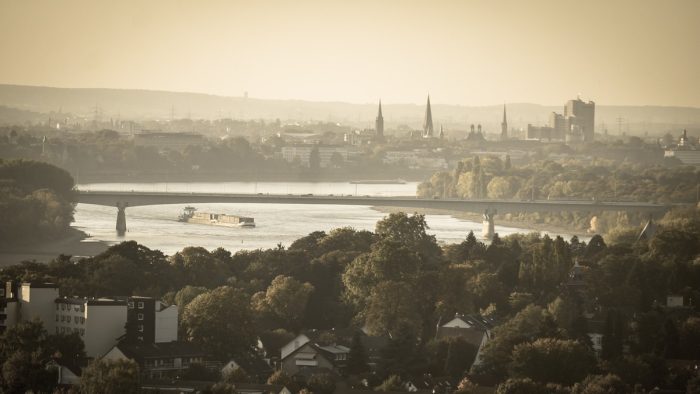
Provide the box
[308,372,336,394]
[0,159,76,243]
[181,286,256,358]
[79,359,140,394]
[0,320,85,393]
[251,275,314,330]
[375,375,405,392]
[267,370,300,393]
[571,374,630,394]
[509,338,595,386]
[222,366,250,384]
[347,331,369,374]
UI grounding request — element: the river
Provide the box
[73,181,575,255]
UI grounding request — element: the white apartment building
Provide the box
[55,298,128,357]
[0,282,60,333]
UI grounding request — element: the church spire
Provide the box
[501,103,508,140]
[423,95,434,138]
[375,100,384,139]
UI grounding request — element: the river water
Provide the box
[73,182,569,255]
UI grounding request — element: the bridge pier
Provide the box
[482,208,496,240]
[116,202,128,236]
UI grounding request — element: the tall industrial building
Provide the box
[527,97,595,142]
[565,98,595,142]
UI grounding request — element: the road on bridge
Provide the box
[76,190,672,215]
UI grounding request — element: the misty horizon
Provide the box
[2,0,699,107]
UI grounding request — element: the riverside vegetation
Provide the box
[418,155,700,234]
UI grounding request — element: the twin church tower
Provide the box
[373,95,509,140]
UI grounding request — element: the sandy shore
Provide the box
[0,228,110,267]
[371,206,590,239]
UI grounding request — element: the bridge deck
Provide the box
[76,190,672,214]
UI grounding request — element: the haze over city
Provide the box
[1,0,699,107]
[1,2,700,393]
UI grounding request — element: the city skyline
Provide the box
[1,0,699,107]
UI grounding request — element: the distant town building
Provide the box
[664,129,700,166]
[281,145,354,167]
[423,95,434,138]
[133,131,206,152]
[466,124,485,141]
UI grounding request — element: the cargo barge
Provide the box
[178,206,255,228]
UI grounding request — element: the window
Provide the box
[80,329,85,336]
[127,301,134,309]
[138,324,144,332]
[137,313,144,321]
[74,306,80,312]
[137,336,144,341]
[81,317,85,324]
[60,327,65,334]
[74,316,79,324]
[138,302,144,309]
[55,304,59,310]
[61,304,65,311]
[80,305,85,312]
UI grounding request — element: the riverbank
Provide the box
[371,206,591,239]
[0,228,110,267]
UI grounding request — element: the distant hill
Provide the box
[0,84,699,135]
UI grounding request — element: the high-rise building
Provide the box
[501,104,508,140]
[375,100,384,139]
[565,98,595,141]
[423,95,434,138]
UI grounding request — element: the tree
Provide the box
[571,374,630,394]
[472,305,555,380]
[308,372,336,394]
[454,377,479,394]
[79,359,140,394]
[495,378,549,394]
[375,375,405,392]
[487,177,515,199]
[509,338,595,386]
[1,351,57,393]
[309,146,321,170]
[330,151,344,168]
[170,247,228,288]
[182,286,256,358]
[347,331,369,374]
[267,370,300,393]
[252,275,314,330]
[222,366,250,383]
[173,285,209,314]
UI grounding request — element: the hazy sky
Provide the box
[1,0,699,107]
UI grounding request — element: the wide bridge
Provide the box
[76,190,673,238]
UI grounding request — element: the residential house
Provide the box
[103,341,215,380]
